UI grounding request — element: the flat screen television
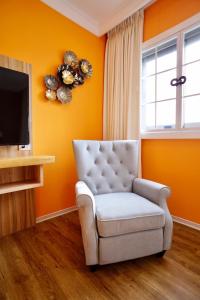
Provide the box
[0,66,29,145]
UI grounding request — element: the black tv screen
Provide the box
[0,66,29,145]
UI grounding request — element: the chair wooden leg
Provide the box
[89,265,98,272]
[156,250,166,257]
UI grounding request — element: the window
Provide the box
[141,20,200,138]
[183,26,200,128]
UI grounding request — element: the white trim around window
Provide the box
[141,12,200,139]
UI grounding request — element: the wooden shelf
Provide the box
[0,155,55,236]
[0,155,55,169]
[0,156,55,196]
[0,180,42,195]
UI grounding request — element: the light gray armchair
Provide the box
[73,140,173,267]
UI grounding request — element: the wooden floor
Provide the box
[0,211,199,300]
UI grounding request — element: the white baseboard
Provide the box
[36,206,78,223]
[172,215,200,231]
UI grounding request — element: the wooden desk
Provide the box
[0,155,55,237]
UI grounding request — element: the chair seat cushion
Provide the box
[95,192,165,237]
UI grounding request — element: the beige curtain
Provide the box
[103,10,144,140]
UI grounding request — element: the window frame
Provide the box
[141,12,200,139]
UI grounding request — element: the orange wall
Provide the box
[1,0,200,223]
[143,0,200,223]
[0,0,105,217]
[144,0,200,40]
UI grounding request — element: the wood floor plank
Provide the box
[0,211,199,300]
[0,237,45,300]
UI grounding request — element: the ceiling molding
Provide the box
[41,0,100,36]
[100,0,152,35]
[41,0,153,37]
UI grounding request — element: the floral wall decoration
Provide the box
[44,51,93,104]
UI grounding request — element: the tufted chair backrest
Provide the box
[73,140,139,195]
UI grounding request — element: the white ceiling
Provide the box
[41,0,153,36]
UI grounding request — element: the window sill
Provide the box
[140,130,200,139]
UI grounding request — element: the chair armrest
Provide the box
[75,181,98,265]
[76,181,96,211]
[133,178,171,205]
[133,178,173,250]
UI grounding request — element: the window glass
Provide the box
[142,76,155,103]
[156,100,176,128]
[183,95,200,126]
[145,103,155,129]
[182,61,200,96]
[184,26,200,64]
[157,39,177,72]
[142,49,156,77]
[157,69,176,101]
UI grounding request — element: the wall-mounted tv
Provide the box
[0,66,29,146]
